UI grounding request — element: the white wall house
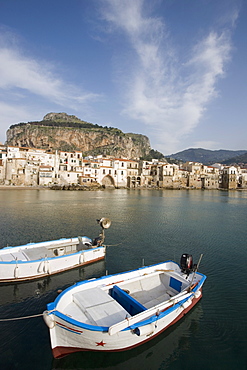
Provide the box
[39,165,54,186]
[112,159,128,188]
[0,146,7,183]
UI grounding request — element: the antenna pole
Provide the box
[189,253,203,288]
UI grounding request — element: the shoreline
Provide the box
[0,185,246,191]
[0,185,46,190]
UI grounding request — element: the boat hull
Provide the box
[44,260,206,358]
[48,289,203,358]
[0,245,105,283]
[52,294,202,358]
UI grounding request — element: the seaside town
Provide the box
[0,144,246,190]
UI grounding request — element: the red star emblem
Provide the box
[96,340,106,347]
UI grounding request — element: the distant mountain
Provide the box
[169,148,247,165]
[222,152,247,166]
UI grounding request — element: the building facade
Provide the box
[0,145,246,190]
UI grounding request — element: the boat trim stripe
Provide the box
[55,321,83,335]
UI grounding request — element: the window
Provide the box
[40,173,52,178]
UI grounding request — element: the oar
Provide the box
[108,290,193,336]
[155,269,174,272]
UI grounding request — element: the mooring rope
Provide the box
[106,243,122,247]
[0,309,55,322]
[0,313,44,321]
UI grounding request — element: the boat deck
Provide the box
[118,272,178,309]
[0,240,95,262]
[0,246,65,262]
[62,272,186,327]
[131,289,172,309]
[129,274,174,309]
[64,287,131,327]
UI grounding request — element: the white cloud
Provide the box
[0,29,100,142]
[0,31,101,141]
[0,46,99,107]
[0,29,103,142]
[100,1,235,153]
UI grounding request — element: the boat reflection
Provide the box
[0,260,106,306]
[0,260,106,370]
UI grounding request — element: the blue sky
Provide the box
[0,0,246,155]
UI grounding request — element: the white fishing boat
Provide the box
[43,253,206,358]
[0,218,111,283]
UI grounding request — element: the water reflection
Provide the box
[0,261,106,306]
[0,189,246,370]
[0,261,106,370]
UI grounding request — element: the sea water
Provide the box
[0,188,246,370]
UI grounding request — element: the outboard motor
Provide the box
[180,254,193,274]
[92,236,103,246]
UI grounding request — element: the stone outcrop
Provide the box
[6,113,151,159]
[43,112,83,122]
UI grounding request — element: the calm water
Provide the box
[0,189,246,370]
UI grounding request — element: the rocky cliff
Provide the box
[6,113,151,158]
